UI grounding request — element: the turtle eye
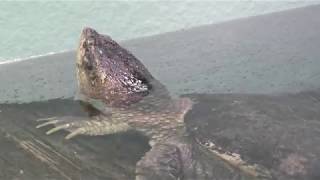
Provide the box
[87,39,94,46]
[82,55,94,71]
[86,63,93,70]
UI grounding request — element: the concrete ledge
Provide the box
[1,5,320,103]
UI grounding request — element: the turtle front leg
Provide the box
[136,143,183,180]
[36,116,131,139]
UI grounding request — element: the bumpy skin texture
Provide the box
[37,28,196,179]
[37,28,269,179]
[74,28,192,143]
[77,28,155,107]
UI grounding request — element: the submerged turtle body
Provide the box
[37,28,320,180]
[185,93,320,180]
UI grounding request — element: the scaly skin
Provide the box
[37,28,270,179]
[36,28,195,179]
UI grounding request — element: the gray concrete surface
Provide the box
[1,5,320,103]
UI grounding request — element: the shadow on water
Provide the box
[0,98,150,180]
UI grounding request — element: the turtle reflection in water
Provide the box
[37,28,320,180]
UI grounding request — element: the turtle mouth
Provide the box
[77,28,97,68]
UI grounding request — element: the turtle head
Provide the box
[76,27,155,107]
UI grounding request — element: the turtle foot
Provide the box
[36,116,130,139]
[136,143,183,180]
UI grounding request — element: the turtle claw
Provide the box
[36,120,60,128]
[36,116,131,139]
[36,117,58,122]
[65,128,86,139]
[36,116,91,139]
[46,123,72,135]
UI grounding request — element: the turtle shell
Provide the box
[184,90,320,180]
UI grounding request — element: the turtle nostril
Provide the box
[82,27,96,34]
[87,63,93,70]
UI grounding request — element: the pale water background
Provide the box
[1,1,320,63]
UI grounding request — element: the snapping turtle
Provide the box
[37,28,320,180]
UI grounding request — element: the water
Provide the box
[0,1,319,62]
